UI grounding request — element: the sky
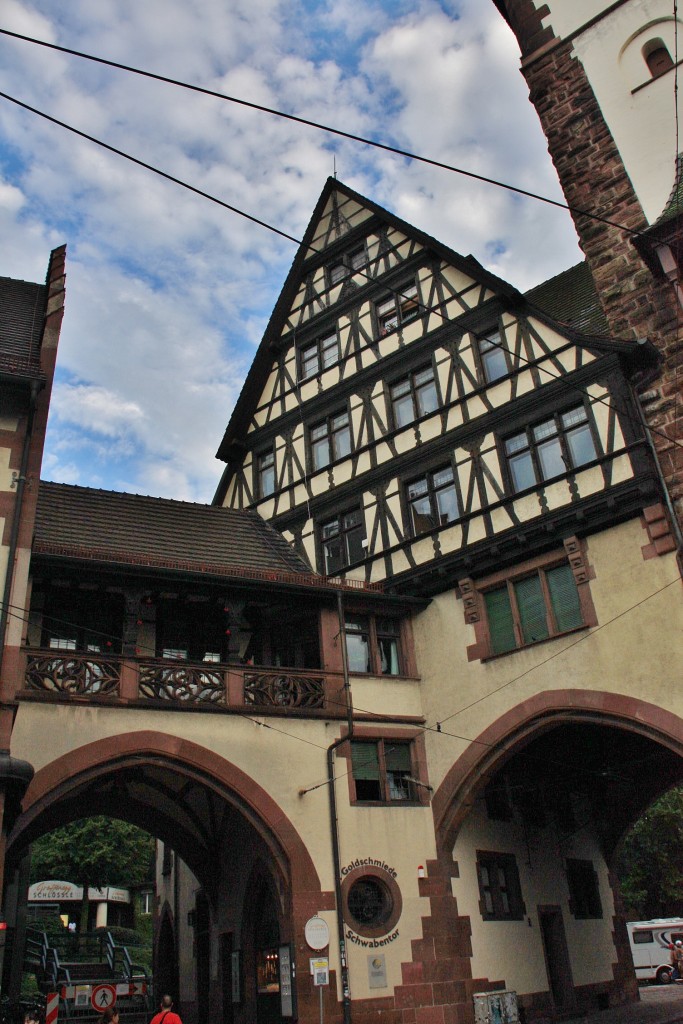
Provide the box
[0,0,583,503]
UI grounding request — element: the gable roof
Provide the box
[33,480,325,589]
[213,177,525,469]
[0,275,47,379]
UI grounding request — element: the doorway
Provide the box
[538,905,576,1013]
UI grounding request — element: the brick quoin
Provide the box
[495,3,683,528]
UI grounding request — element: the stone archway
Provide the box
[7,731,325,1024]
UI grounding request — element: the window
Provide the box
[644,40,674,77]
[351,739,415,802]
[299,330,339,380]
[257,449,275,498]
[477,852,524,921]
[390,365,439,428]
[484,562,583,655]
[505,405,598,492]
[566,859,602,919]
[345,615,402,675]
[321,509,366,574]
[478,330,508,383]
[406,465,459,535]
[346,877,393,927]
[310,409,351,470]
[632,930,654,945]
[376,281,420,336]
[328,245,366,286]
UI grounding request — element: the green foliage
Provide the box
[616,785,683,920]
[30,818,155,889]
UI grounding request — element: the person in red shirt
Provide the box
[149,995,183,1024]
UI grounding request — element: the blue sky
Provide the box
[0,0,582,502]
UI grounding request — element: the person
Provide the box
[674,940,683,982]
[150,995,183,1024]
[99,1009,119,1024]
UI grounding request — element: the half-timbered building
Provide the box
[0,181,682,1024]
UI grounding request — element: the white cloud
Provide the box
[0,0,582,501]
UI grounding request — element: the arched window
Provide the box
[643,38,674,77]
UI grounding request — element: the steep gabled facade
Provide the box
[206,179,683,1020]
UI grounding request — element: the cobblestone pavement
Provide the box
[562,984,683,1024]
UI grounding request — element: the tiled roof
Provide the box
[33,481,319,586]
[652,153,683,227]
[525,261,610,335]
[0,276,47,375]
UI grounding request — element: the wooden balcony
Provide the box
[20,649,346,716]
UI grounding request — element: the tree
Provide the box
[615,785,683,920]
[30,817,155,932]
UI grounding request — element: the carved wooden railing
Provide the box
[24,652,121,697]
[22,650,336,713]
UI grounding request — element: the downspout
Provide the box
[327,589,353,1024]
[634,374,683,557]
[0,380,40,685]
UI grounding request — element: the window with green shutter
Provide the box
[350,739,417,803]
[483,562,585,656]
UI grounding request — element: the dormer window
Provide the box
[643,39,674,78]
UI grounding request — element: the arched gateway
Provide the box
[2,185,683,1024]
[6,733,323,1024]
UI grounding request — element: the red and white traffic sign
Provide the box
[91,985,116,1011]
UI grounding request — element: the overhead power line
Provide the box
[2,84,679,464]
[0,26,650,241]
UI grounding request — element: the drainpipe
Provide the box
[326,589,353,1024]
[0,380,40,684]
[634,375,683,558]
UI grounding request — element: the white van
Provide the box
[627,918,683,983]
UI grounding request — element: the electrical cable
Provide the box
[1,87,681,463]
[0,27,653,242]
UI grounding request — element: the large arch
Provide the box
[8,730,321,896]
[433,689,683,859]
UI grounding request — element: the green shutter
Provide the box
[385,744,411,772]
[351,742,380,781]
[547,564,582,632]
[514,574,549,644]
[485,587,516,654]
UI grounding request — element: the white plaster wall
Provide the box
[534,0,682,221]
[453,801,617,993]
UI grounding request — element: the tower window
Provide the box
[643,39,674,78]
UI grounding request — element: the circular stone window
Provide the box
[340,865,402,938]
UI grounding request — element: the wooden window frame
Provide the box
[502,402,601,493]
[476,851,525,921]
[476,326,510,384]
[328,243,367,288]
[389,362,440,429]
[308,406,352,472]
[404,463,460,537]
[256,447,276,499]
[319,507,366,575]
[461,539,598,662]
[375,280,420,337]
[344,613,403,676]
[299,329,340,381]
[338,726,430,807]
[565,858,603,920]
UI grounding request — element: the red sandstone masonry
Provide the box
[516,37,683,527]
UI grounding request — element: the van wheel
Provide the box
[656,967,673,985]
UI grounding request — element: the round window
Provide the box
[340,866,403,938]
[347,877,392,928]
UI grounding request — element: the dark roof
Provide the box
[525,261,609,335]
[0,276,47,376]
[33,481,322,588]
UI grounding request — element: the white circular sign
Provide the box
[91,985,116,1011]
[304,915,330,950]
